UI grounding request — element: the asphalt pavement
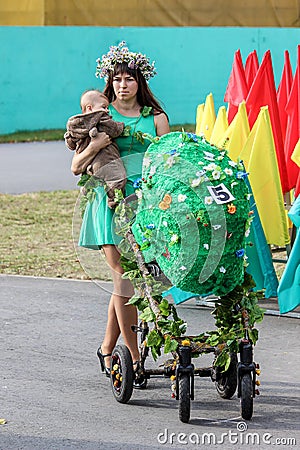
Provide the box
[0,275,299,450]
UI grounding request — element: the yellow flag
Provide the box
[291,138,300,167]
[220,101,250,161]
[240,106,290,246]
[210,106,228,147]
[195,103,204,135]
[198,93,216,141]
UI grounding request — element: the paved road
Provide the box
[0,141,78,194]
[0,275,299,450]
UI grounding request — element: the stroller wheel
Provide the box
[110,345,134,404]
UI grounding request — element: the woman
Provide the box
[71,42,170,385]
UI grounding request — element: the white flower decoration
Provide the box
[178,194,187,202]
[171,234,179,243]
[212,224,221,230]
[219,266,226,273]
[136,189,143,199]
[191,178,202,188]
[143,157,151,168]
[228,160,237,167]
[205,196,213,205]
[162,220,168,227]
[203,243,209,250]
[149,165,156,176]
[203,151,215,161]
[166,156,176,168]
[212,170,221,180]
[180,266,187,270]
[245,228,251,237]
[204,162,217,171]
[224,168,233,176]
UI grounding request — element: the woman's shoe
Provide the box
[97,347,111,378]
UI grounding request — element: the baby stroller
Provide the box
[107,132,263,423]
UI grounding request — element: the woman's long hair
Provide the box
[103,63,166,116]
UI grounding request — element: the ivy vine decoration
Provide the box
[114,183,265,370]
[77,174,102,217]
[114,195,186,360]
[200,272,265,370]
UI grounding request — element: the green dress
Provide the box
[78,105,156,249]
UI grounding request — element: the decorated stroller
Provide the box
[109,131,264,423]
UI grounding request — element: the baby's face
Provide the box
[92,98,109,112]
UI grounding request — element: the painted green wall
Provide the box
[0,26,299,134]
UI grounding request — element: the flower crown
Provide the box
[95,41,157,81]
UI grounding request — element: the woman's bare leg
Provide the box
[101,245,140,364]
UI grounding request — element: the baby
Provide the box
[64,89,127,208]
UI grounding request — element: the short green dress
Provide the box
[78,105,156,249]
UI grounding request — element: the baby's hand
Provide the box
[89,127,98,138]
[89,131,112,151]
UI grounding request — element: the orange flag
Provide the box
[277,50,293,145]
[246,50,289,194]
[245,50,259,89]
[284,45,300,193]
[224,49,249,124]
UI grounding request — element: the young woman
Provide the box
[71,42,170,386]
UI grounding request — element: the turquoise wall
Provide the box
[0,26,299,134]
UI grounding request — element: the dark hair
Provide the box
[103,63,167,117]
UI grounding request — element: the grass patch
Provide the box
[0,190,111,280]
[0,129,65,143]
[0,124,196,144]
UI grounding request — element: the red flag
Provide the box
[224,49,249,124]
[246,50,289,193]
[284,45,300,193]
[245,50,259,89]
[277,50,293,144]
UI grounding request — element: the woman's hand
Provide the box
[71,132,112,175]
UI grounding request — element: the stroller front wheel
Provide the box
[110,345,134,404]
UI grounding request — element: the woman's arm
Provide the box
[71,132,111,175]
[154,112,170,136]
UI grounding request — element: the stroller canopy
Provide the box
[132,132,251,296]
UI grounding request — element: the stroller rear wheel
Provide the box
[215,353,238,399]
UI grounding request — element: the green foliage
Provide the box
[204,271,265,369]
[77,174,102,217]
